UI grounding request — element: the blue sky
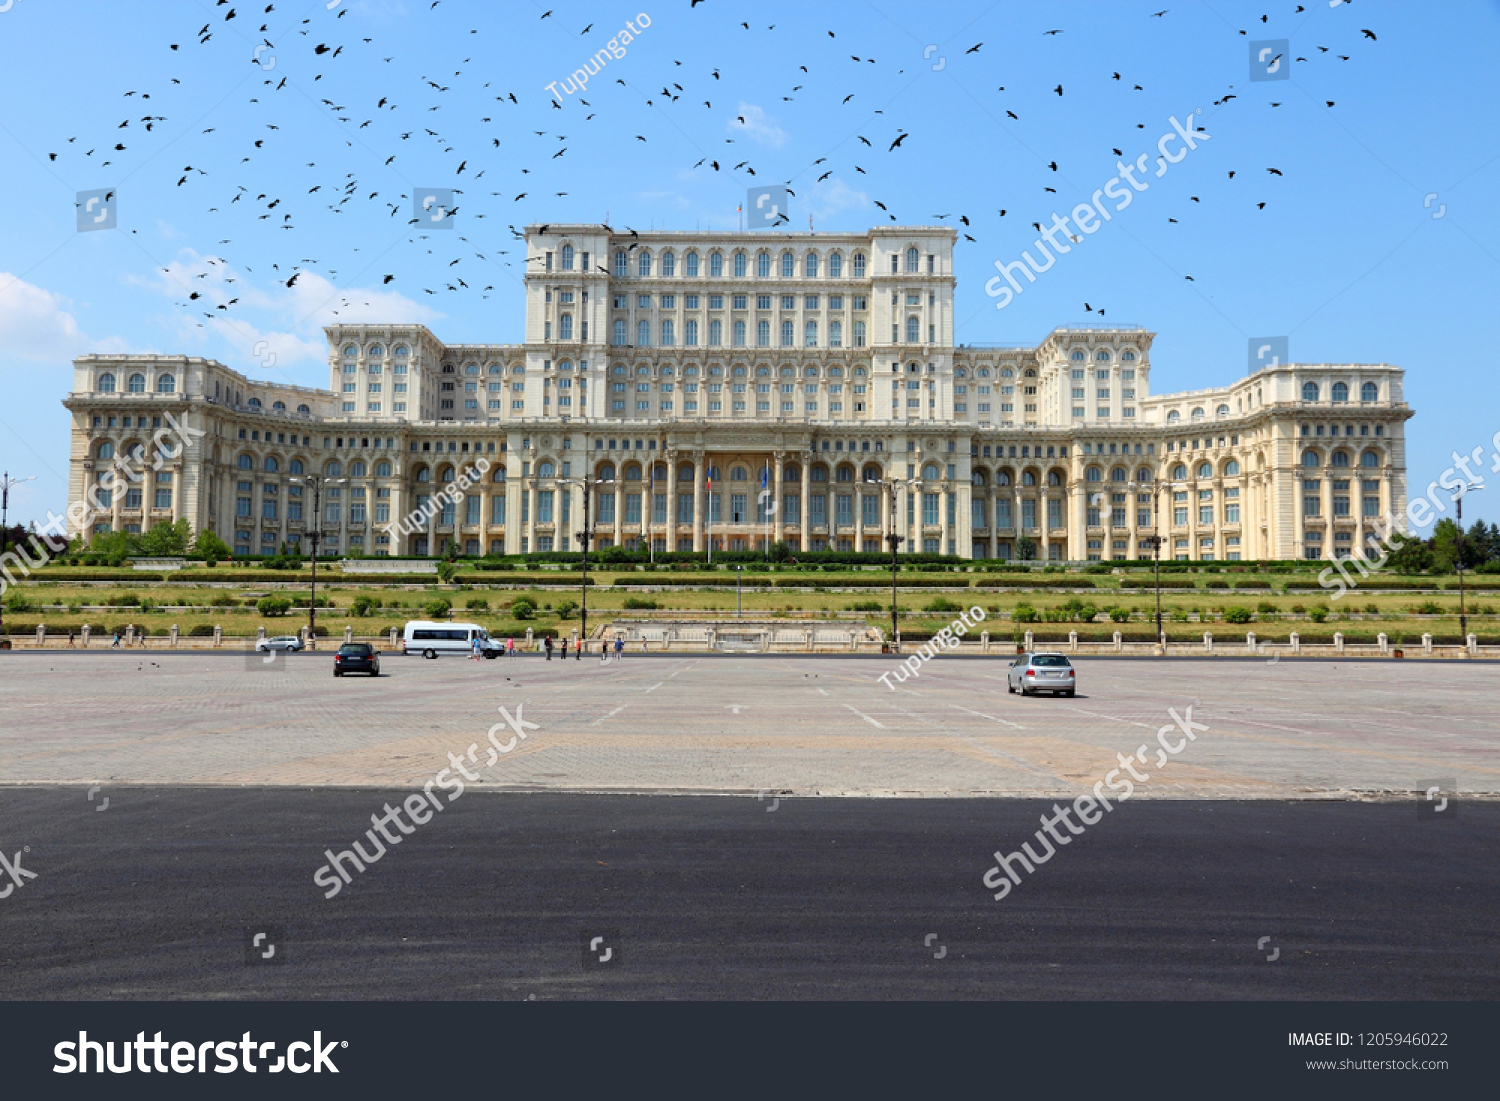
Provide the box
[2,0,1498,530]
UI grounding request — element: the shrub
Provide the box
[1411,601,1442,615]
[210,594,237,607]
[621,597,658,610]
[1308,606,1329,623]
[1204,579,1229,589]
[847,600,884,612]
[424,598,453,619]
[1223,606,1253,624]
[256,596,292,617]
[351,595,380,618]
[1364,603,1379,615]
[555,599,578,619]
[1013,604,1039,623]
[115,592,141,607]
[188,624,216,636]
[3,593,31,614]
[1290,604,1306,614]
[509,598,536,620]
[1108,607,1132,623]
[923,596,962,613]
[464,598,491,611]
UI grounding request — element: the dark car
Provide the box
[334,642,380,677]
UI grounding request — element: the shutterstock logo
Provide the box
[0,846,36,898]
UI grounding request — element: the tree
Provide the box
[195,529,231,561]
[424,598,452,619]
[256,596,292,617]
[139,518,193,556]
[769,540,792,563]
[510,598,536,620]
[436,560,457,583]
[1016,536,1037,561]
[1386,533,1434,575]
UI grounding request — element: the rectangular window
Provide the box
[810,495,826,525]
[625,493,641,524]
[537,491,554,524]
[922,493,939,526]
[863,495,879,526]
[1021,498,1037,530]
[996,499,1011,528]
[835,494,853,526]
[598,493,615,524]
[783,494,800,523]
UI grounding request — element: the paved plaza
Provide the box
[0,652,1492,799]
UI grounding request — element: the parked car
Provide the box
[334,642,380,677]
[402,621,504,659]
[255,636,304,653]
[1007,652,1076,697]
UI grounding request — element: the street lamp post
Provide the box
[0,472,39,638]
[868,475,918,651]
[291,474,344,650]
[1455,481,1485,642]
[735,564,742,618]
[1144,479,1186,650]
[562,476,611,652]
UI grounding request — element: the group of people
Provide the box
[468,635,628,662]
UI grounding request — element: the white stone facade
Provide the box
[63,223,1412,561]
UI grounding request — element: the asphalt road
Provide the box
[0,788,1493,1000]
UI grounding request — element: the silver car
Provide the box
[255,635,304,653]
[1007,652,1076,697]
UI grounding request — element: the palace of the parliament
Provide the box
[64,224,1412,562]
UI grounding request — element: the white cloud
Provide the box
[0,274,120,363]
[729,103,788,148]
[807,178,871,220]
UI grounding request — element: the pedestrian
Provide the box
[613,635,624,660]
[506,637,514,658]
[544,635,554,661]
[471,635,483,662]
[111,632,121,649]
[575,636,582,661]
[68,629,74,648]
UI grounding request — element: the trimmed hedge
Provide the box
[774,576,967,589]
[1282,578,1440,591]
[974,576,1096,589]
[1119,578,1198,589]
[456,574,594,587]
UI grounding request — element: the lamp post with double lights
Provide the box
[560,475,613,650]
[1139,479,1187,649]
[290,474,345,650]
[865,473,920,651]
[0,472,38,639]
[1454,479,1485,643]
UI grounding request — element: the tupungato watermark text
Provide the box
[877,606,986,690]
[382,456,490,538]
[546,13,651,103]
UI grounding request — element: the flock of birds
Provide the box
[38,1,1381,334]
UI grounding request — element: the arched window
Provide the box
[1302,450,1321,468]
[344,345,359,357]
[538,461,555,477]
[237,454,253,470]
[1302,381,1319,402]
[1190,407,1205,421]
[810,465,828,483]
[394,345,408,358]
[1329,381,1347,402]
[805,321,818,347]
[561,244,574,270]
[835,466,854,483]
[368,345,383,358]
[906,317,920,343]
[1224,460,1240,476]
[1197,462,1213,479]
[155,373,176,393]
[685,251,699,276]
[1047,471,1062,487]
[297,405,310,415]
[1361,382,1378,402]
[757,252,771,278]
[1096,351,1110,362]
[623,463,642,481]
[1330,450,1350,467]
[265,457,280,473]
[783,464,800,482]
[828,253,843,278]
[852,253,866,277]
[290,459,304,475]
[326,461,343,478]
[905,247,919,273]
[661,250,675,277]
[709,251,723,277]
[98,373,116,393]
[272,401,286,412]
[864,465,883,482]
[1167,410,1181,423]
[1111,467,1127,482]
[730,466,748,482]
[734,251,748,277]
[348,460,366,477]
[1022,471,1038,487]
[805,367,819,378]
[996,471,1012,486]
[1137,468,1152,483]
[96,441,114,459]
[1085,466,1102,482]
[1172,464,1188,481]
[637,251,652,277]
[781,251,795,278]
[805,252,818,278]
[781,320,794,347]
[1360,450,1380,468]
[614,250,628,277]
[128,373,146,393]
[248,398,262,410]
[1070,351,1085,362]
[439,466,455,484]
[1122,351,1136,361]
[598,463,616,481]
[1216,404,1229,417]
[376,461,392,477]
[679,464,694,482]
[922,463,941,480]
[707,464,721,481]
[493,467,506,482]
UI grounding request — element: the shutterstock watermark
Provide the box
[981,704,1209,900]
[313,702,539,899]
[546,13,651,103]
[877,606,986,689]
[985,110,1210,310]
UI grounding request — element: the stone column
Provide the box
[772,451,785,545]
[957,479,972,560]
[526,481,538,553]
[505,476,522,555]
[613,480,624,547]
[939,483,950,557]
[1038,494,1050,561]
[480,483,491,556]
[692,451,705,552]
[799,459,811,552]
[666,451,679,552]
[1293,477,1305,563]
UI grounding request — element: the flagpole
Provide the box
[648,457,654,564]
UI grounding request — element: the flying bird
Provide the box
[966,43,982,53]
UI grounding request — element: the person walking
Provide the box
[111,632,122,649]
[471,635,483,662]
[506,637,514,659]
[613,634,624,660]
[544,635,554,661]
[68,629,74,648]
[575,636,582,661]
